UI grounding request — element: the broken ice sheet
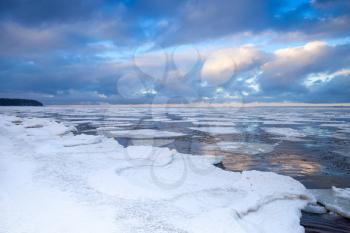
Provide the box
[310,188,350,219]
[333,186,350,199]
[190,127,240,135]
[104,129,185,138]
[129,138,175,147]
[192,121,236,126]
[214,141,276,155]
[263,127,308,141]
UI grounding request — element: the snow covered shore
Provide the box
[0,114,314,233]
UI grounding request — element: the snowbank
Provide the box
[0,114,313,233]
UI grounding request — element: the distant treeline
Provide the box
[0,98,43,106]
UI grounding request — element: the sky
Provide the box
[0,0,350,104]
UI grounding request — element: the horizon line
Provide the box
[46,102,350,108]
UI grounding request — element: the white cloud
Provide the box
[200,45,264,86]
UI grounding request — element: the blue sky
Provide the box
[0,0,349,104]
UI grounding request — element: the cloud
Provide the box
[0,1,350,104]
[304,70,350,102]
[201,46,267,86]
[258,41,350,96]
[0,0,106,25]
[158,0,350,46]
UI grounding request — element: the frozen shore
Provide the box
[0,114,315,233]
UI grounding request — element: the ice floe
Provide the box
[333,186,350,199]
[262,120,304,125]
[310,187,350,219]
[190,127,240,135]
[212,141,276,155]
[0,114,314,233]
[192,121,236,126]
[263,127,307,141]
[103,129,185,138]
[128,138,176,147]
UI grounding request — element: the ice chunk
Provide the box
[192,121,236,126]
[129,138,175,147]
[320,123,350,129]
[215,141,276,155]
[62,135,103,147]
[332,186,350,199]
[104,129,185,138]
[310,188,350,218]
[303,203,328,214]
[190,127,240,135]
[263,127,307,141]
[262,120,303,125]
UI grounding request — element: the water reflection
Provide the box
[222,155,254,171]
[269,153,322,176]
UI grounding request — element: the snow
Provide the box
[310,188,350,219]
[0,114,314,233]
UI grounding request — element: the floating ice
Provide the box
[190,127,240,135]
[129,138,175,147]
[303,203,327,214]
[215,141,276,155]
[104,129,185,138]
[262,120,303,125]
[333,186,350,199]
[0,114,313,233]
[310,188,350,219]
[263,127,307,141]
[320,123,349,128]
[192,121,236,126]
